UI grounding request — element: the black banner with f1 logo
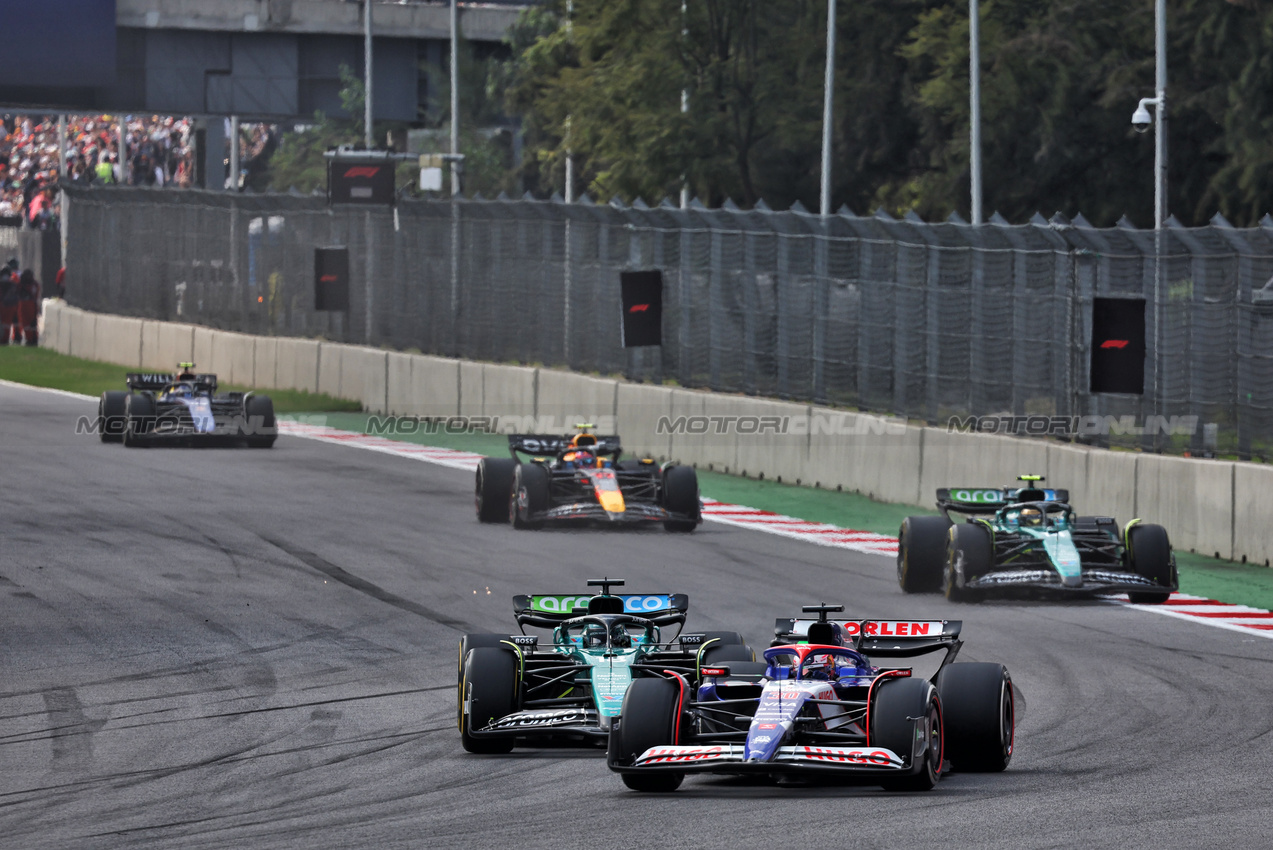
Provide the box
[1090,297,1145,394]
[620,270,663,347]
[328,160,396,205]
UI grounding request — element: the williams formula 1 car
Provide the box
[98,362,277,448]
[457,579,754,753]
[897,475,1176,603]
[474,426,701,531]
[607,604,1014,792]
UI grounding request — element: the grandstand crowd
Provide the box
[0,114,274,228]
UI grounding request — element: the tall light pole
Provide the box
[818,0,837,216]
[364,0,374,149]
[680,0,689,209]
[969,0,982,224]
[1130,0,1167,439]
[450,0,461,195]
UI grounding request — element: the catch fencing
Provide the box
[62,186,1273,457]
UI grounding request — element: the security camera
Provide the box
[1131,100,1154,134]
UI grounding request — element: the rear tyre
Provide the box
[701,643,755,668]
[898,515,952,593]
[945,523,992,602]
[871,678,942,792]
[460,648,519,754]
[244,395,277,448]
[510,463,550,530]
[661,465,700,532]
[98,391,128,443]
[123,392,155,448]
[475,458,517,523]
[937,662,1014,772]
[1126,523,1174,604]
[610,677,685,792]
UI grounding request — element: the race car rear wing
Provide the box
[507,434,622,458]
[773,618,963,660]
[936,486,1070,517]
[513,592,689,628]
[126,372,218,392]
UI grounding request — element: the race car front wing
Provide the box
[610,743,910,778]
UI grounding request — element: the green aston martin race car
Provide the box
[457,579,754,753]
[897,475,1177,604]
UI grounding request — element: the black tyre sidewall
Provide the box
[99,391,128,443]
[1127,523,1173,587]
[511,463,549,529]
[945,522,992,601]
[936,662,1014,772]
[476,458,517,523]
[870,677,942,791]
[898,515,951,593]
[610,677,684,769]
[244,395,277,447]
[661,460,702,521]
[123,392,155,447]
[460,647,520,753]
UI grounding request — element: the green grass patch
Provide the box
[0,346,361,414]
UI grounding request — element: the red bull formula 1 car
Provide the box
[97,362,277,448]
[606,604,1014,792]
[474,426,701,532]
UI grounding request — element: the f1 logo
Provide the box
[629,304,649,313]
[343,166,380,178]
[1100,339,1129,349]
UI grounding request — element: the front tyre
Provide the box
[945,523,992,602]
[98,391,128,443]
[460,648,519,754]
[610,677,685,792]
[661,465,700,532]
[1126,523,1175,604]
[123,392,155,448]
[510,463,549,530]
[937,662,1014,772]
[871,678,942,792]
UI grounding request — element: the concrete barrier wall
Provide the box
[731,396,809,484]
[385,353,460,417]
[340,346,388,413]
[535,369,618,433]
[616,383,674,461]
[480,363,537,420]
[37,301,1273,568]
[67,306,95,360]
[253,337,277,389]
[1233,463,1273,567]
[1135,454,1234,560]
[806,410,923,505]
[275,337,320,393]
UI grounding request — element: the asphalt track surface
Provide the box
[2,383,1272,849]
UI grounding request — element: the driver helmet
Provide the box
[609,624,632,649]
[562,449,595,467]
[582,624,608,649]
[1020,507,1044,527]
[802,653,837,681]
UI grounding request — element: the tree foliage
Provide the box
[506,0,1273,225]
